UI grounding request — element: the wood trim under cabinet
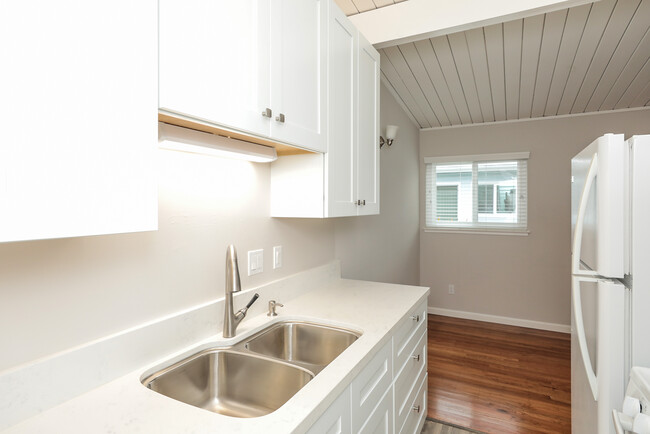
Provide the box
[158,112,314,156]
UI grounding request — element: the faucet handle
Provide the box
[245,293,260,309]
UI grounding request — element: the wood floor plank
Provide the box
[427,315,571,434]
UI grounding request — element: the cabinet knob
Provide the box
[412,354,421,362]
[412,405,421,413]
[275,113,285,123]
[362,199,366,205]
[262,108,272,118]
[411,314,420,322]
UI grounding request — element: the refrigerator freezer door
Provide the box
[571,133,625,278]
[572,277,626,434]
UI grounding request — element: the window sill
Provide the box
[423,227,530,236]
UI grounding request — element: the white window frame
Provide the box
[424,152,530,236]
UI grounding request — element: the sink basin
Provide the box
[142,349,313,418]
[244,321,360,367]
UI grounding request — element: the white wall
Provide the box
[0,150,335,372]
[334,84,420,285]
[420,108,650,327]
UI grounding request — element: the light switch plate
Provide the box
[248,249,263,276]
[273,246,282,269]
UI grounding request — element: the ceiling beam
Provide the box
[349,0,599,49]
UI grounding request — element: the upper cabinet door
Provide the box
[326,3,358,217]
[0,0,157,243]
[356,33,380,215]
[159,0,271,138]
[270,0,328,152]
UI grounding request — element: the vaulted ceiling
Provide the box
[338,0,650,128]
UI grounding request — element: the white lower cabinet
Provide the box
[399,372,427,434]
[351,341,393,432]
[306,388,352,434]
[305,300,428,433]
[360,387,394,434]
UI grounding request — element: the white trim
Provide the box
[423,228,529,236]
[427,307,571,333]
[424,152,530,164]
[349,0,595,49]
[420,106,650,132]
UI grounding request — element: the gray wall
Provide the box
[0,85,418,373]
[420,108,650,326]
[335,84,420,285]
[0,150,336,372]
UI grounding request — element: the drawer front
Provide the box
[399,373,427,434]
[306,388,351,434]
[394,330,427,430]
[358,386,394,434]
[393,300,427,374]
[351,339,393,432]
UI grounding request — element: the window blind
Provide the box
[425,153,528,231]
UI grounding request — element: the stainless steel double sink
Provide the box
[141,321,361,418]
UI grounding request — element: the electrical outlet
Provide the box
[273,245,282,269]
[448,284,455,294]
[248,249,263,276]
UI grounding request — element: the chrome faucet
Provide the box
[223,245,259,338]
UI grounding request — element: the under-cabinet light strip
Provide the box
[158,122,277,163]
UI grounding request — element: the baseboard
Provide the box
[427,307,571,333]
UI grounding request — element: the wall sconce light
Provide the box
[379,125,399,149]
[158,122,277,163]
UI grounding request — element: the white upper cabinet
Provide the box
[159,0,327,153]
[270,0,380,218]
[0,0,158,243]
[269,0,327,152]
[159,0,270,139]
[326,4,358,217]
[356,33,380,216]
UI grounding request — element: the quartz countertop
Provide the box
[3,278,428,433]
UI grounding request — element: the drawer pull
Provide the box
[412,354,421,362]
[412,405,421,413]
[410,314,420,322]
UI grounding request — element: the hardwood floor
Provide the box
[421,418,478,434]
[427,315,571,434]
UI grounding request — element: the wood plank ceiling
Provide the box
[377,0,650,128]
[334,0,408,16]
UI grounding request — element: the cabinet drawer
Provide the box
[393,300,427,374]
[306,388,351,434]
[358,386,393,434]
[350,339,393,433]
[399,373,427,434]
[394,330,427,431]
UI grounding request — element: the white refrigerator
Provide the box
[571,134,650,434]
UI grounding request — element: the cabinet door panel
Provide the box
[326,3,357,217]
[0,0,157,242]
[306,389,352,434]
[357,34,380,215]
[270,0,327,152]
[159,0,270,137]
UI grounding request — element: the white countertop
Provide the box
[3,277,429,433]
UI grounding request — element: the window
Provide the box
[425,152,529,232]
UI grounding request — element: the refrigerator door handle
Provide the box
[572,153,599,277]
[572,275,599,401]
